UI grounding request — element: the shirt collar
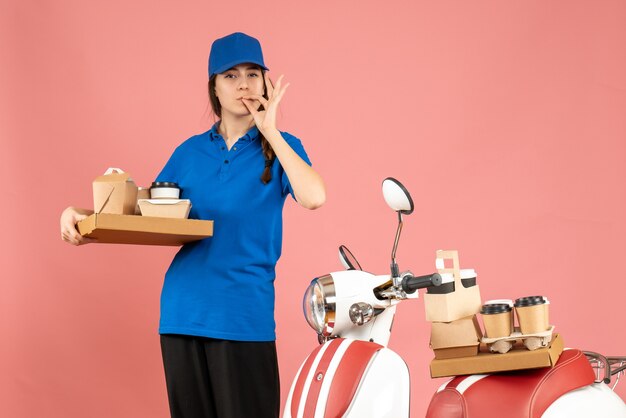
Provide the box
[209,122,260,143]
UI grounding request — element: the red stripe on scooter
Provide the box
[291,342,327,418]
[302,339,344,418]
[324,340,383,418]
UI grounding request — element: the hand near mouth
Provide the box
[241,73,289,135]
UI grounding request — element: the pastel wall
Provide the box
[2,1,624,417]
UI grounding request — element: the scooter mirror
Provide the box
[338,245,362,271]
[382,177,414,215]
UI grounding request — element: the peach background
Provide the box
[2,0,625,417]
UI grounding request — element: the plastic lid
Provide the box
[151,182,179,189]
[460,268,476,279]
[481,303,512,314]
[514,296,546,307]
[485,299,514,307]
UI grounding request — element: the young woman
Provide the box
[60,32,326,418]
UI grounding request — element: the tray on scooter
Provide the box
[430,333,564,378]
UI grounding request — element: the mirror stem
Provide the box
[391,212,403,277]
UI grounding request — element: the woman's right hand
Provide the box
[60,206,95,246]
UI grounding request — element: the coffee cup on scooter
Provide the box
[514,296,549,334]
[480,300,513,338]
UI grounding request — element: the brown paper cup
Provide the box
[483,312,512,338]
[514,296,549,334]
[480,303,513,338]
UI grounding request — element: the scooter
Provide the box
[283,178,626,418]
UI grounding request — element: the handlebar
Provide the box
[401,273,442,294]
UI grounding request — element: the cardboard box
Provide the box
[134,187,150,215]
[77,214,213,246]
[424,250,482,322]
[93,168,138,215]
[429,333,564,378]
[138,199,191,219]
[430,315,483,360]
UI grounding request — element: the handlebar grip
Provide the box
[402,273,442,294]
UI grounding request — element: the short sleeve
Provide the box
[155,146,182,184]
[280,132,312,200]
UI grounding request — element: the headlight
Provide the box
[302,274,335,336]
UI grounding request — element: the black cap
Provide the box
[514,296,546,307]
[151,182,179,189]
[481,303,512,314]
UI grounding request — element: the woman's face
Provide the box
[214,64,265,117]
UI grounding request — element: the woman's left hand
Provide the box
[241,73,289,135]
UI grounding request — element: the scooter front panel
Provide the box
[285,343,330,418]
[302,339,348,418]
[285,338,404,418]
[324,340,386,417]
[341,347,411,417]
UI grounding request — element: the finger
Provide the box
[62,233,78,246]
[241,97,258,109]
[264,72,274,97]
[241,98,259,115]
[275,83,290,102]
[272,75,284,99]
[72,232,84,244]
[268,83,289,109]
[241,94,269,106]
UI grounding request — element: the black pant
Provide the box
[160,334,280,418]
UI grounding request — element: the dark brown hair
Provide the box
[208,70,275,184]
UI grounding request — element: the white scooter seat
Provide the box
[426,349,596,418]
